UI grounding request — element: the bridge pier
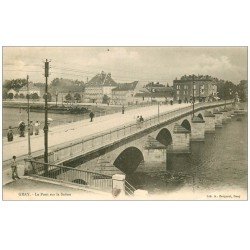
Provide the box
[213,109,223,128]
[191,116,205,141]
[204,110,215,133]
[170,124,190,153]
[220,108,229,124]
[143,136,166,163]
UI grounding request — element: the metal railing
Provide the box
[38,100,232,165]
[27,160,113,192]
[125,180,137,196]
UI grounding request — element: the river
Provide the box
[126,109,248,198]
[2,107,88,136]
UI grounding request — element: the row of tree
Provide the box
[217,80,247,102]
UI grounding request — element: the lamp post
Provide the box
[27,75,31,157]
[158,101,160,122]
[55,90,58,107]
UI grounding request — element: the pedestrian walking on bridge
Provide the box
[89,111,95,122]
[34,121,40,135]
[11,156,20,180]
[7,126,14,142]
[18,121,25,137]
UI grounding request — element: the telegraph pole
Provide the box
[192,81,195,118]
[44,59,49,174]
[27,75,31,157]
[158,101,160,123]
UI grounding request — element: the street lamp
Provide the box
[158,101,160,122]
[27,75,31,158]
[192,81,195,118]
[55,90,58,107]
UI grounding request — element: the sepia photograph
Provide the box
[2,46,248,200]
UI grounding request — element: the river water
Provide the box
[2,107,86,136]
[126,110,248,198]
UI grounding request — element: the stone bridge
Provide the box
[50,102,234,179]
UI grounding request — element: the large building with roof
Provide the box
[134,83,174,103]
[173,75,217,102]
[110,81,139,105]
[84,71,118,103]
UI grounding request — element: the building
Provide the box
[173,75,217,102]
[7,88,18,97]
[18,84,41,98]
[84,71,117,103]
[134,83,174,103]
[110,81,139,105]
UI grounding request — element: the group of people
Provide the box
[7,121,41,142]
[136,115,144,128]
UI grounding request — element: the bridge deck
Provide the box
[3,103,191,165]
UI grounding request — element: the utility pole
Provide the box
[27,75,31,157]
[158,101,160,122]
[44,59,49,174]
[55,90,58,107]
[192,81,195,118]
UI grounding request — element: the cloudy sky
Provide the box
[3,47,247,85]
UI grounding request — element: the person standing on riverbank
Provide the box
[7,126,13,142]
[11,156,20,180]
[122,105,125,114]
[34,121,40,135]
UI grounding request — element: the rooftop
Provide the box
[112,81,138,91]
[87,71,117,87]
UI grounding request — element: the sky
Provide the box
[2,47,248,86]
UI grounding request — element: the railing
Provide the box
[27,160,113,192]
[40,100,232,165]
[125,180,137,196]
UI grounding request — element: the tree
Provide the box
[2,89,8,100]
[102,94,110,104]
[65,93,72,102]
[19,93,24,98]
[74,93,81,102]
[43,92,52,102]
[3,78,27,90]
[14,93,19,99]
[236,80,247,102]
[8,93,14,99]
[31,93,39,100]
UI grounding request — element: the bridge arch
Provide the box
[156,128,172,147]
[198,113,203,120]
[113,147,144,174]
[181,119,191,131]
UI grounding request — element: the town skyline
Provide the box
[3,47,247,85]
